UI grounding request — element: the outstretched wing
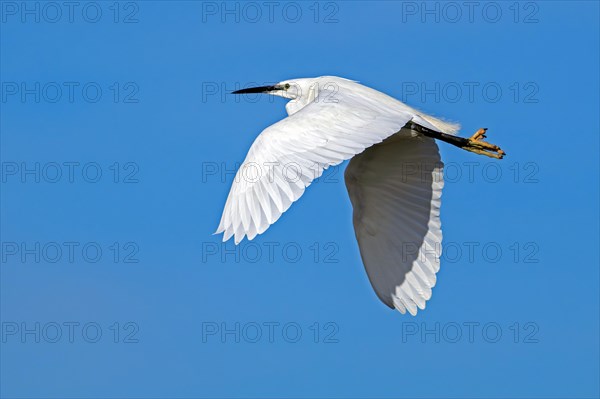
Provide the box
[216,84,421,244]
[345,131,444,315]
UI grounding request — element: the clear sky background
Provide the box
[1,1,599,398]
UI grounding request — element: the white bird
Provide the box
[215,76,504,315]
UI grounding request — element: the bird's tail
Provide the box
[419,114,460,135]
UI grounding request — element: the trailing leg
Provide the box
[412,124,505,159]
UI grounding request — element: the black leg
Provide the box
[406,123,505,159]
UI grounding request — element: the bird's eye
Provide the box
[284,83,290,89]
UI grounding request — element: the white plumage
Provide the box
[215,76,460,315]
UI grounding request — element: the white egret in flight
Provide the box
[215,76,505,315]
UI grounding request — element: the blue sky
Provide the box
[1,1,598,398]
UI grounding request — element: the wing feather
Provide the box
[345,132,444,315]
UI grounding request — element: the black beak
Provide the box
[231,85,279,94]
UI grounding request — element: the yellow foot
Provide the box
[464,128,505,159]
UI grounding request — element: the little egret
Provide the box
[215,76,505,315]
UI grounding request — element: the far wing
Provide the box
[345,131,444,315]
[216,86,420,244]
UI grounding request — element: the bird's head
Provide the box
[232,77,346,115]
[231,78,318,100]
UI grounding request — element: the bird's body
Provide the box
[215,76,504,315]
